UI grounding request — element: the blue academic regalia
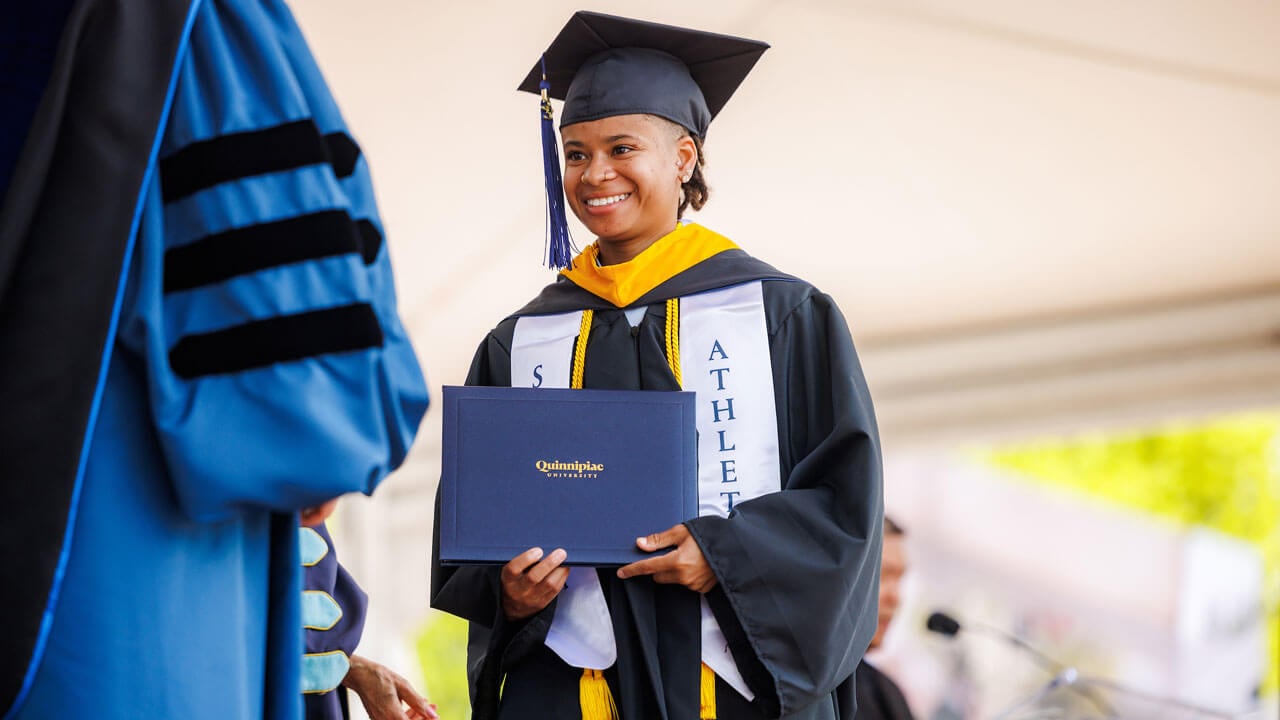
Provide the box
[0,1,427,718]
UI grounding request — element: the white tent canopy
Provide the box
[294,0,1280,445]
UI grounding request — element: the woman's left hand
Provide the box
[616,524,717,593]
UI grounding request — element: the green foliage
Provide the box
[982,412,1280,693]
[415,610,471,719]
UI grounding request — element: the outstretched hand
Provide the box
[616,524,717,593]
[343,654,438,720]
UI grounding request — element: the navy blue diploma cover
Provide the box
[439,386,698,566]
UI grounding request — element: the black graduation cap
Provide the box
[518,11,770,137]
[520,12,769,269]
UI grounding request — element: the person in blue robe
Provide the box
[0,1,428,718]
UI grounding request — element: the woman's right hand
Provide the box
[501,546,569,620]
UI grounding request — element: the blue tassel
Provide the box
[539,57,575,269]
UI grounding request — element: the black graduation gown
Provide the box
[850,662,915,720]
[431,249,884,720]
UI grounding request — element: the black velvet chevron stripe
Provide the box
[159,119,362,203]
[355,218,382,264]
[323,131,361,179]
[163,210,381,293]
[168,303,383,379]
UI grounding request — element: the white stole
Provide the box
[511,311,618,670]
[509,281,780,700]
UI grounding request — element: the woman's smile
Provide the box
[582,192,632,212]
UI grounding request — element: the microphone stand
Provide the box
[971,621,1066,673]
[1073,675,1239,719]
[928,613,1243,719]
[990,667,1081,720]
[971,622,1239,719]
[966,622,1115,719]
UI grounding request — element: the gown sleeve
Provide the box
[117,0,428,523]
[685,287,883,718]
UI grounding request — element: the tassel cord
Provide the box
[539,57,575,269]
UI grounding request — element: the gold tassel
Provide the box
[700,662,716,719]
[579,668,618,720]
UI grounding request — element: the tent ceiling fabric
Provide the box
[292,0,1280,443]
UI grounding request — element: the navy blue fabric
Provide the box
[304,523,368,720]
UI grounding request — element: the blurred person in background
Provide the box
[851,517,915,720]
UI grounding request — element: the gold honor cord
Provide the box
[571,310,594,390]
[664,298,682,386]
[567,301,715,719]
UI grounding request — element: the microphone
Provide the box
[925,610,1062,674]
[925,611,960,638]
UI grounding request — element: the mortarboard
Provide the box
[519,12,769,269]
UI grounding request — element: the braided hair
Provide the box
[678,132,708,219]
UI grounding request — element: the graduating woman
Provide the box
[431,12,883,720]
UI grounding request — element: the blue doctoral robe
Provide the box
[0,1,427,718]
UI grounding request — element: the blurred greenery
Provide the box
[415,609,470,720]
[982,412,1280,694]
